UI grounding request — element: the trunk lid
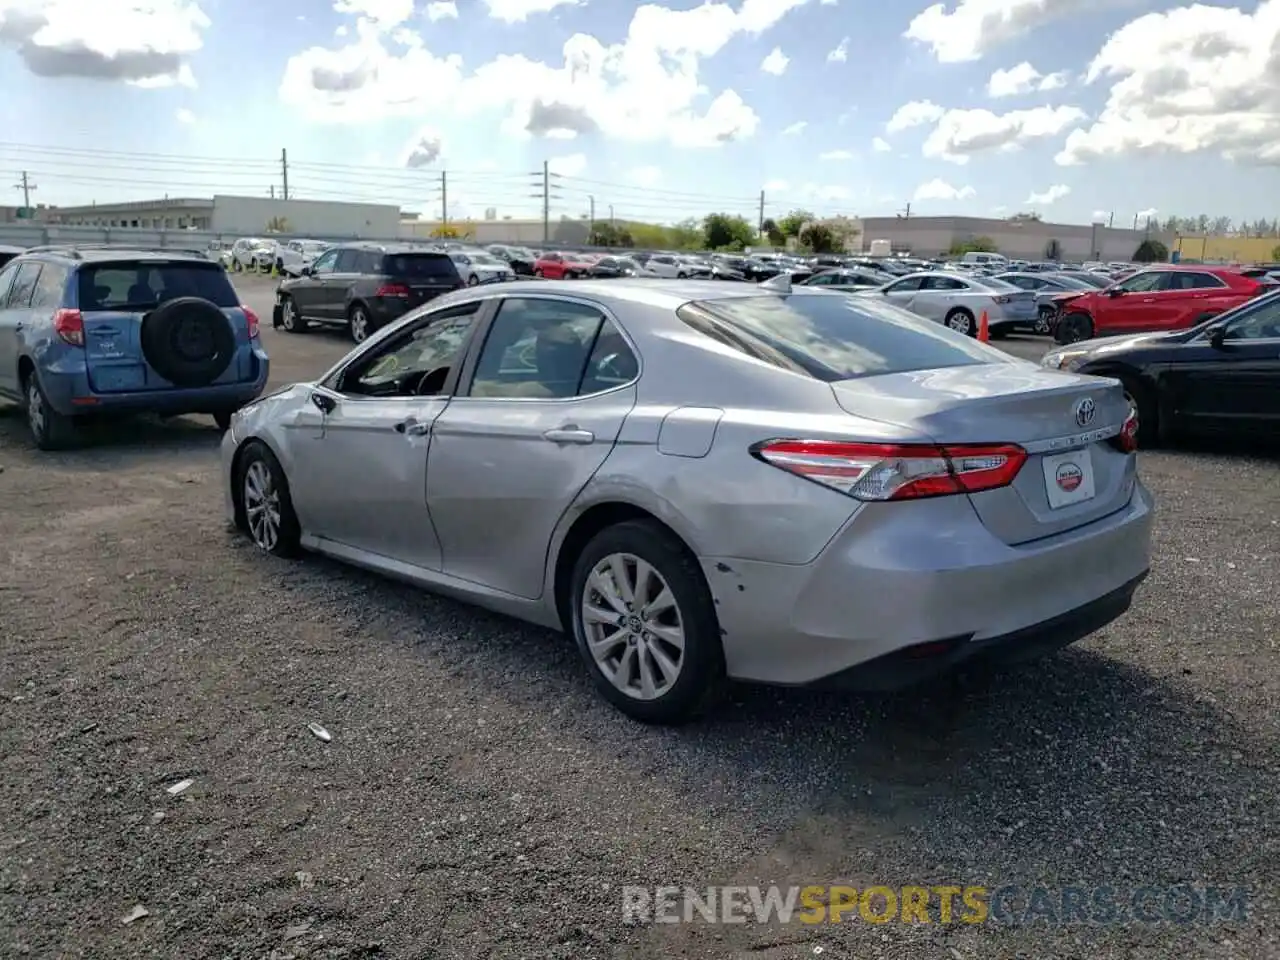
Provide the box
[831,363,1136,545]
[994,289,1038,320]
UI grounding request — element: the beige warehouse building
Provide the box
[856,216,1173,261]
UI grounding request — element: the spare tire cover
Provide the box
[140,296,236,388]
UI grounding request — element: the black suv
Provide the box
[486,244,537,276]
[272,243,464,343]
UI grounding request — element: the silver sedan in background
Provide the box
[861,271,1040,337]
[450,250,516,286]
[221,278,1152,723]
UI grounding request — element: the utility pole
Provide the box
[898,202,911,219]
[1107,211,1114,228]
[758,190,765,236]
[588,194,595,225]
[269,184,275,199]
[280,149,289,201]
[13,170,35,210]
[609,204,614,225]
[440,170,448,226]
[529,161,560,243]
[1132,212,1138,231]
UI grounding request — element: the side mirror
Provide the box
[311,392,336,413]
[1107,287,1124,297]
[1207,323,1227,348]
[300,266,313,277]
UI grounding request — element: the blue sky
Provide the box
[0,0,1276,227]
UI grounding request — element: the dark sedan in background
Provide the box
[1042,291,1280,446]
[486,244,538,276]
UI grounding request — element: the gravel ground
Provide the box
[1,274,1276,959]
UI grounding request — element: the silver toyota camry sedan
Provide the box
[221,278,1153,723]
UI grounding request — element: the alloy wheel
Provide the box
[350,308,369,343]
[26,380,44,439]
[243,460,282,552]
[581,552,685,701]
[948,313,973,335]
[281,299,296,331]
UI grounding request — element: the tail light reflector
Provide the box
[375,283,410,298]
[752,440,1027,501]
[241,304,260,339]
[53,308,84,346]
[1111,411,1139,453]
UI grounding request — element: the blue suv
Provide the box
[0,245,269,449]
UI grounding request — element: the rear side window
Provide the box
[31,263,69,308]
[678,294,1002,382]
[7,262,41,308]
[1170,271,1226,290]
[77,262,239,310]
[383,253,459,280]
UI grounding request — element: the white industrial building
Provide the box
[50,195,402,239]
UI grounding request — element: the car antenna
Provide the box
[759,272,792,294]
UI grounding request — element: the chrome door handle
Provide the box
[395,419,431,436]
[543,427,595,444]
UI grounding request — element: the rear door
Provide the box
[0,259,32,397]
[1164,270,1233,327]
[426,295,639,599]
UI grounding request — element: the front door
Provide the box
[291,248,340,319]
[426,295,640,599]
[1096,270,1168,332]
[317,248,364,322]
[286,300,488,568]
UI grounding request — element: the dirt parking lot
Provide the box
[1,274,1277,959]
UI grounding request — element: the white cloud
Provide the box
[827,37,849,62]
[818,149,854,160]
[987,60,1070,97]
[280,0,813,147]
[782,120,807,135]
[820,0,836,4]
[924,104,1087,162]
[425,1,458,20]
[1136,206,1157,220]
[764,178,789,191]
[905,0,1105,63]
[334,0,415,26]
[913,178,976,202]
[175,107,195,124]
[871,136,891,151]
[630,165,661,186]
[1025,183,1070,204]
[0,0,211,88]
[402,126,443,166]
[810,184,852,201]
[548,153,587,176]
[991,204,1008,214]
[886,99,945,133]
[1056,1,1280,167]
[482,0,582,22]
[761,47,789,75]
[1091,209,1110,221]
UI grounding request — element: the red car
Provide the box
[1054,265,1276,344]
[532,251,596,279]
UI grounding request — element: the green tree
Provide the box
[1271,243,1280,261]
[948,235,997,255]
[760,217,785,247]
[668,218,704,250]
[798,222,841,254]
[629,222,671,248]
[589,221,634,247]
[778,209,815,239]
[1132,239,1169,263]
[703,212,755,251]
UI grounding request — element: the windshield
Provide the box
[79,261,240,310]
[679,293,1004,382]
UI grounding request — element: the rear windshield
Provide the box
[383,253,458,280]
[678,293,1005,382]
[78,262,239,310]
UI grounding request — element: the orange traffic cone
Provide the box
[977,310,990,343]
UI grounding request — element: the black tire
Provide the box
[677,272,688,279]
[348,304,372,343]
[22,370,79,451]
[278,295,308,333]
[212,410,235,432]
[467,275,480,287]
[944,308,976,337]
[1056,312,1094,345]
[140,297,236,387]
[233,440,301,558]
[570,520,726,724]
[566,271,578,280]
[1115,373,1159,448]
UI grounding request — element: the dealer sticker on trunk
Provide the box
[1042,449,1096,509]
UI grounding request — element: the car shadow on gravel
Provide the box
[0,404,222,465]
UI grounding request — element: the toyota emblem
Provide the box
[1074,397,1096,428]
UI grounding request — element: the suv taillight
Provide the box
[375,283,410,298]
[53,308,84,346]
[242,304,260,339]
[752,440,1027,501]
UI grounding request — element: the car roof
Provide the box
[26,247,214,264]
[335,242,450,254]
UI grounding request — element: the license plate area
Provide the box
[1042,449,1096,509]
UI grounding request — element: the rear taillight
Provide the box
[752,440,1027,501]
[241,304,260,339]
[992,295,1013,304]
[53,308,84,346]
[1111,411,1139,453]
[375,283,410,298]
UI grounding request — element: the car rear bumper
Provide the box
[701,479,1153,687]
[39,347,270,416]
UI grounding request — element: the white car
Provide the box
[450,251,516,286]
[277,240,330,277]
[230,237,277,271]
[860,271,1039,337]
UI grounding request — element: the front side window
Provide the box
[885,276,924,294]
[1114,272,1166,293]
[467,298,611,399]
[337,302,481,398]
[1223,294,1280,340]
[310,250,340,275]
